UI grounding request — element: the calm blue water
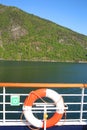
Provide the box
[0,60,87,83]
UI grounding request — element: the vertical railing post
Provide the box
[3,87,6,123]
[44,105,47,130]
[80,87,84,122]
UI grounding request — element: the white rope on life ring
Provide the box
[23,88,64,128]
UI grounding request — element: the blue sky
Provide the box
[0,0,87,35]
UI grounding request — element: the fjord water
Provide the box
[0,60,87,83]
[0,60,87,96]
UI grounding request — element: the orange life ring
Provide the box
[23,88,64,128]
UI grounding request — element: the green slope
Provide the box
[0,4,87,62]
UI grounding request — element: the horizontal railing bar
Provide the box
[0,102,23,104]
[4,119,80,122]
[4,111,22,113]
[0,119,86,122]
[1,110,87,113]
[1,93,87,96]
[23,107,68,110]
[0,111,86,114]
[62,94,82,96]
[3,93,87,96]
[3,93,87,95]
[0,111,82,112]
[1,102,87,105]
[66,102,81,104]
[0,102,87,105]
[1,111,87,113]
[5,94,28,96]
[66,102,87,104]
[62,94,87,96]
[0,83,87,88]
[0,120,24,122]
[66,111,81,113]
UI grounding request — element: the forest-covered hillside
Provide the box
[0,4,87,62]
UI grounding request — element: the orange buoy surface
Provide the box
[23,88,64,128]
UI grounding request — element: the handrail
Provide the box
[0,82,87,88]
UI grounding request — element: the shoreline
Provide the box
[0,59,87,63]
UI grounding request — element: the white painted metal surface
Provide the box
[0,86,87,126]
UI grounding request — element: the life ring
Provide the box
[23,88,64,128]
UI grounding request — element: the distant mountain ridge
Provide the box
[0,4,87,62]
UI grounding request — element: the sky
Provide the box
[0,0,87,36]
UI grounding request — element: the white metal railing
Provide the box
[0,83,87,126]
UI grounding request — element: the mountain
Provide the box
[0,4,87,62]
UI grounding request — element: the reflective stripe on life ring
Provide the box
[23,89,64,128]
